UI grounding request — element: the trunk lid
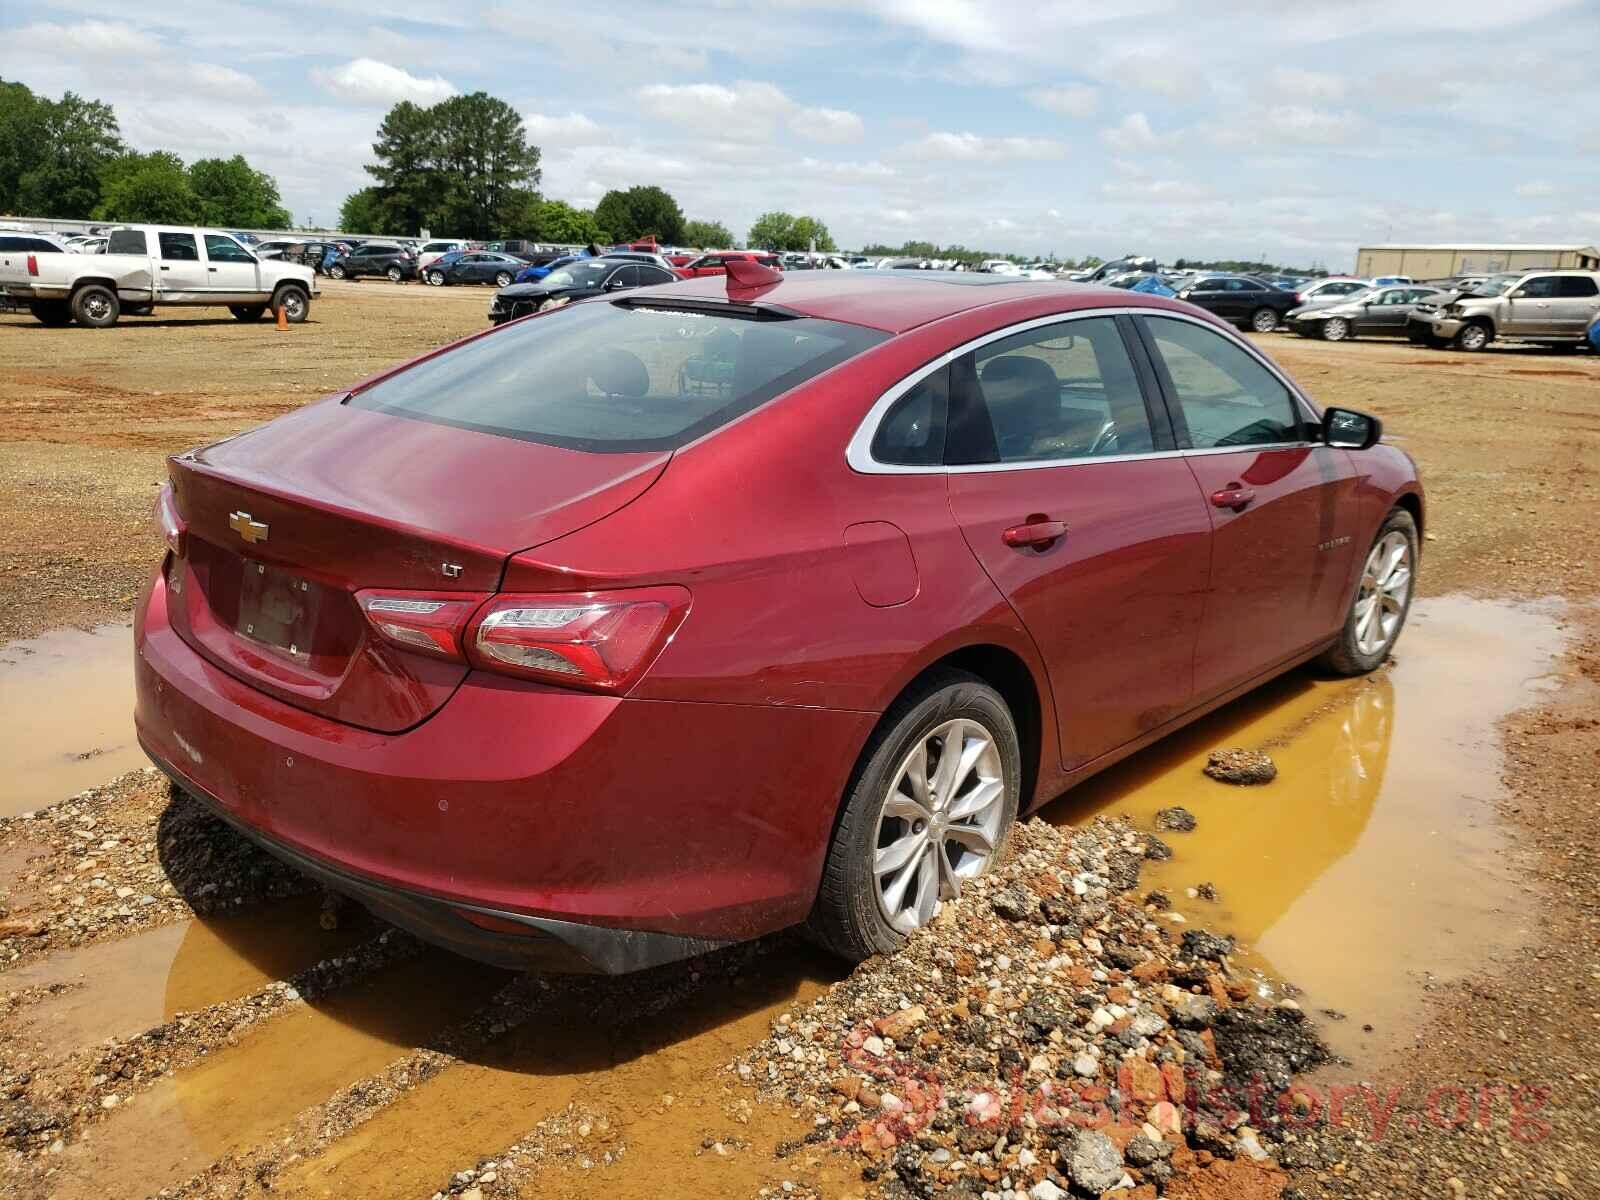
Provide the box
[166,397,668,732]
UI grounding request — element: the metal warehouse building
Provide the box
[1355,243,1600,278]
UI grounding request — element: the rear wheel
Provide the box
[29,301,72,327]
[808,670,1020,961]
[274,286,309,324]
[1322,316,1351,342]
[1319,508,1417,676]
[1454,321,1490,352]
[1250,306,1279,333]
[71,284,119,328]
[329,264,347,280]
[386,265,403,283]
[426,270,445,287]
[495,270,514,287]
[230,304,267,322]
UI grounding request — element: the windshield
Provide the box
[1465,274,1520,297]
[545,261,613,288]
[348,301,886,452]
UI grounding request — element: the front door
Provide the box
[943,314,1212,770]
[1505,275,1561,335]
[1136,313,1360,700]
[1362,287,1411,331]
[202,234,262,302]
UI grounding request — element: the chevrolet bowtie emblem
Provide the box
[228,510,269,544]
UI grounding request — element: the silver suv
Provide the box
[1417,269,1600,351]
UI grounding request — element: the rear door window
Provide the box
[1141,316,1303,448]
[349,302,885,452]
[158,232,199,260]
[950,316,1156,464]
[1555,276,1599,297]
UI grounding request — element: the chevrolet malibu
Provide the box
[135,268,1423,973]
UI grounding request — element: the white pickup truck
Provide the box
[0,224,318,328]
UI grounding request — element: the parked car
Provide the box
[0,224,316,327]
[514,253,585,284]
[1370,275,1413,286]
[417,239,468,271]
[281,241,341,274]
[1415,269,1600,351]
[1293,278,1371,306]
[424,251,526,288]
[135,271,1420,973]
[252,239,308,261]
[63,235,108,254]
[487,256,681,324]
[1287,285,1443,341]
[677,250,784,279]
[329,243,417,282]
[1173,274,1297,332]
[1404,274,1518,343]
[482,239,547,262]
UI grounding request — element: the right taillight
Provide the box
[26,254,39,277]
[466,586,690,693]
[154,483,185,557]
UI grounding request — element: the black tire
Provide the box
[1319,508,1418,677]
[71,283,119,328]
[495,270,514,287]
[807,670,1021,962]
[386,265,403,283]
[29,301,72,327]
[230,304,267,322]
[1249,307,1279,333]
[1453,321,1490,352]
[273,286,310,324]
[329,264,347,280]
[426,270,445,287]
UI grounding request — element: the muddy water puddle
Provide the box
[1044,594,1565,1060]
[0,624,140,818]
[2,894,372,1061]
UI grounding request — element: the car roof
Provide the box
[624,271,1196,334]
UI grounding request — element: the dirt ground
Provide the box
[0,283,1596,1199]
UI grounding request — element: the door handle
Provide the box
[160,265,171,271]
[1002,519,1068,549]
[1210,485,1256,512]
[207,267,217,272]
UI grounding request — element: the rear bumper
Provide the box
[134,566,872,965]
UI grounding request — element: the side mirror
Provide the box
[1511,288,1527,298]
[1322,406,1381,450]
[604,276,629,291]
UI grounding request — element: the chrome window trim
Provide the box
[846,306,1322,476]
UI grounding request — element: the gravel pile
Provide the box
[732,818,1325,1199]
[1202,750,1278,787]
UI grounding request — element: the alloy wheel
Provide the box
[280,292,305,321]
[1354,531,1412,656]
[82,293,112,322]
[1252,308,1278,333]
[873,718,1006,934]
[496,272,513,287]
[1323,317,1349,341]
[1458,324,1488,351]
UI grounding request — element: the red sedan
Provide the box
[134,269,1422,973]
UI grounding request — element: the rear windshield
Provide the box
[107,229,148,255]
[348,300,886,453]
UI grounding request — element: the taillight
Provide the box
[466,586,690,692]
[27,254,39,277]
[356,590,491,660]
[154,483,185,557]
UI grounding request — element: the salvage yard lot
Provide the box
[1,282,1598,1199]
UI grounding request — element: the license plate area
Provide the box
[236,559,324,661]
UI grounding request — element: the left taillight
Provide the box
[467,586,690,693]
[154,483,185,557]
[26,254,39,277]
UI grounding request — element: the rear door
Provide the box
[156,231,207,300]
[1550,275,1600,336]
[941,313,1213,770]
[1135,313,1360,699]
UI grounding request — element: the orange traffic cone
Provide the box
[275,302,288,331]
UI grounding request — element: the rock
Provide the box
[1196,881,1218,901]
[1172,995,1219,1030]
[1142,835,1173,862]
[1124,1135,1161,1167]
[460,1189,484,1200]
[1180,930,1236,962]
[1073,1052,1098,1078]
[1204,748,1278,786]
[1130,1011,1167,1038]
[1030,1181,1067,1200]
[1153,807,1196,833]
[1062,1130,1123,1194]
[875,1004,927,1042]
[991,887,1035,921]
[863,1035,886,1057]
[831,1075,863,1100]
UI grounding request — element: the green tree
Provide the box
[188,155,291,228]
[0,80,49,214]
[682,218,733,248]
[527,198,607,244]
[748,211,835,253]
[93,151,200,224]
[593,185,685,244]
[364,100,439,234]
[338,186,394,233]
[14,90,124,218]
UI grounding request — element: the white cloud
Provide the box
[791,106,865,143]
[1028,84,1099,118]
[1099,113,1177,151]
[798,157,897,183]
[1514,181,1556,198]
[316,58,457,107]
[1257,105,1363,145]
[907,131,1065,161]
[523,112,604,145]
[9,19,163,59]
[1269,68,1348,101]
[635,80,794,140]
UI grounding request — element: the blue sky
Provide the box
[3,0,1598,266]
